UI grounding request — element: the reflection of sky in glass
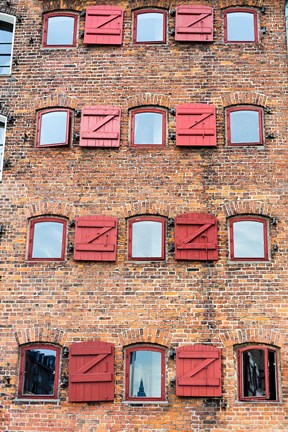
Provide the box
[0,26,13,42]
[132,221,162,257]
[243,349,265,397]
[230,110,259,143]
[0,23,13,74]
[0,122,5,144]
[47,16,75,46]
[32,221,64,258]
[40,111,68,145]
[136,13,164,42]
[227,12,255,41]
[233,221,264,258]
[129,350,161,397]
[134,112,162,145]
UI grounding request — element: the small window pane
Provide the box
[0,21,13,75]
[47,16,75,46]
[233,221,265,258]
[129,350,162,398]
[134,112,163,145]
[136,13,164,42]
[40,111,68,146]
[23,348,57,396]
[227,12,255,42]
[230,110,260,144]
[32,221,64,258]
[0,24,13,42]
[132,221,162,258]
[0,44,12,55]
[0,122,5,145]
[242,349,265,398]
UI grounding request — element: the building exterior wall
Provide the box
[1,0,287,431]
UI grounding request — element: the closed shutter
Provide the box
[176,344,222,397]
[69,341,115,402]
[74,216,118,261]
[84,6,124,45]
[176,104,217,147]
[175,213,218,261]
[175,5,213,42]
[80,107,121,148]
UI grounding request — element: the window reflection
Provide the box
[23,348,56,396]
[134,112,163,145]
[46,16,75,46]
[39,111,68,146]
[129,350,162,398]
[226,12,255,42]
[230,110,260,144]
[136,13,164,42]
[32,221,64,258]
[0,20,13,74]
[132,220,162,258]
[233,220,265,258]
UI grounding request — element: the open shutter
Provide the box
[74,215,118,261]
[84,6,124,45]
[176,104,216,147]
[175,213,218,261]
[175,5,213,42]
[69,341,114,402]
[176,344,222,397]
[80,106,121,148]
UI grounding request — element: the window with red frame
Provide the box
[133,9,167,43]
[226,106,263,146]
[18,344,61,399]
[229,216,268,261]
[224,8,258,43]
[36,109,72,148]
[237,345,279,401]
[128,216,166,260]
[28,217,67,261]
[125,345,165,401]
[43,13,78,48]
[130,108,166,148]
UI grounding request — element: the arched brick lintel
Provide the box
[119,327,172,348]
[126,93,172,110]
[14,326,67,346]
[220,91,270,109]
[220,328,285,348]
[23,201,76,219]
[31,94,80,112]
[219,0,264,9]
[121,201,174,218]
[222,200,276,218]
[129,1,170,12]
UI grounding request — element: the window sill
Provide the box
[14,398,60,404]
[122,401,169,406]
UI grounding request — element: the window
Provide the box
[0,115,7,180]
[28,217,67,261]
[43,13,78,48]
[128,216,166,261]
[130,108,166,148]
[226,106,263,146]
[36,109,72,147]
[133,9,167,43]
[229,216,268,261]
[0,13,16,75]
[224,8,258,43]
[18,344,61,399]
[237,345,279,401]
[125,345,165,401]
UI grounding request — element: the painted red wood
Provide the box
[80,106,121,148]
[175,6,213,42]
[176,104,216,146]
[69,341,115,402]
[74,215,118,261]
[84,6,124,45]
[176,344,222,397]
[175,213,218,261]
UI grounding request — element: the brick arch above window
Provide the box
[23,201,75,219]
[220,91,270,109]
[42,2,83,13]
[129,1,170,12]
[222,200,275,218]
[219,328,284,348]
[122,201,173,218]
[119,326,171,347]
[126,93,172,111]
[219,0,264,8]
[14,325,67,346]
[31,94,79,112]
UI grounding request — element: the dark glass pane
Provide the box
[227,12,255,41]
[47,16,75,46]
[129,350,162,397]
[39,111,68,145]
[132,221,162,258]
[233,220,265,258]
[32,221,64,258]
[136,13,164,42]
[242,349,265,397]
[0,25,13,43]
[134,112,163,145]
[230,110,260,144]
[23,348,57,396]
[268,350,277,400]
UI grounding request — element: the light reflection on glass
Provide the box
[132,221,162,258]
[233,220,264,258]
[39,111,68,145]
[134,112,163,145]
[230,110,260,144]
[47,16,75,46]
[136,13,164,42]
[32,221,64,258]
[227,12,255,41]
[129,350,161,398]
[23,348,56,396]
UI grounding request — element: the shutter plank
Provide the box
[175,6,213,42]
[71,373,113,383]
[84,6,124,45]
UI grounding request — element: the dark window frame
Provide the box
[0,115,7,180]
[226,105,264,146]
[130,107,167,148]
[36,108,72,148]
[43,12,78,48]
[133,9,167,44]
[125,345,166,402]
[223,8,258,43]
[128,216,166,261]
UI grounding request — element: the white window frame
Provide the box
[0,13,16,76]
[0,115,7,181]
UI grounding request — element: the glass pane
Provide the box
[134,112,163,145]
[268,350,277,400]
[32,221,64,258]
[0,66,10,74]
[233,220,265,258]
[132,221,162,258]
[230,110,260,144]
[0,44,12,54]
[0,55,11,67]
[40,111,68,145]
[136,13,164,42]
[227,12,255,41]
[23,348,57,396]
[47,16,75,46]
[242,349,265,397]
[0,122,5,145]
[0,26,13,43]
[129,350,162,398]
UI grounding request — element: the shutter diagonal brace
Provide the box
[177,12,212,34]
[71,353,112,383]
[86,12,121,35]
[178,357,219,387]
[82,113,119,140]
[76,225,115,251]
[176,223,216,250]
[178,112,214,136]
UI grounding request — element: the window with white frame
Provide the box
[0,13,16,75]
[0,115,7,180]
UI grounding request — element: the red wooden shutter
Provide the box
[74,215,118,261]
[176,104,217,147]
[175,5,213,42]
[176,344,222,397]
[175,213,218,261]
[69,341,114,402]
[80,106,121,148]
[84,6,124,45]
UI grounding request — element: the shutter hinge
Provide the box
[169,9,176,17]
[75,109,81,118]
[3,158,12,169]
[271,217,278,225]
[261,6,266,14]
[169,347,176,359]
[17,15,23,23]
[79,30,85,38]
[23,133,29,142]
[168,244,175,253]
[68,242,74,252]
[266,133,275,139]
[0,225,4,234]
[261,26,267,34]
[169,132,176,140]
[62,346,69,358]
[264,107,273,114]
[74,133,80,141]
[169,377,176,386]
[169,108,176,116]
[7,114,16,125]
[168,218,174,227]
[69,220,75,228]
[272,244,278,252]
[60,375,69,388]
[80,10,86,17]
[169,28,175,36]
